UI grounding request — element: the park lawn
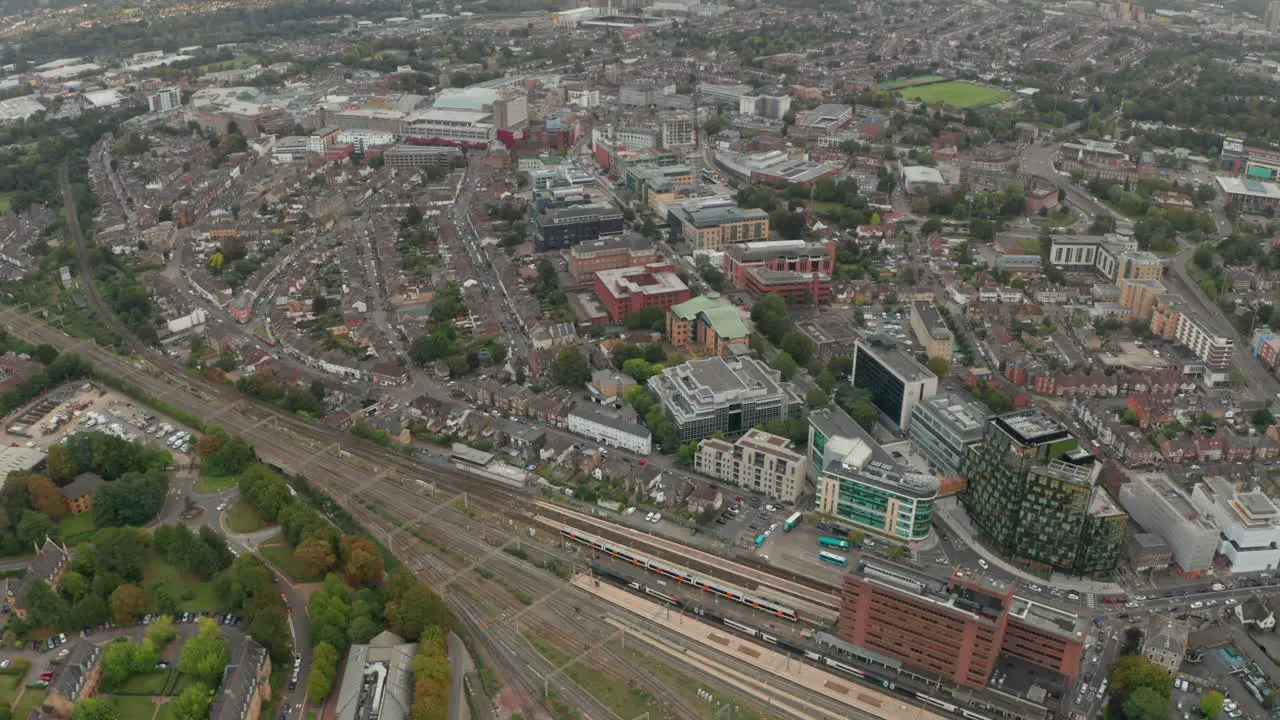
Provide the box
[196,475,239,494]
[226,500,267,534]
[60,513,99,545]
[1016,237,1041,253]
[142,557,221,613]
[115,671,170,695]
[0,193,12,215]
[0,674,22,705]
[106,695,159,720]
[259,543,320,584]
[896,81,1012,108]
[13,689,46,717]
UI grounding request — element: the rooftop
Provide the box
[0,446,47,483]
[911,301,953,341]
[684,205,769,228]
[725,239,830,262]
[58,472,104,500]
[994,408,1073,447]
[919,393,989,433]
[1215,175,1280,199]
[902,165,946,185]
[669,296,749,339]
[570,234,653,257]
[735,428,804,461]
[596,264,688,298]
[856,338,936,382]
[569,403,651,438]
[433,86,502,111]
[650,356,798,417]
[334,631,417,720]
[1007,596,1085,639]
[854,559,1008,623]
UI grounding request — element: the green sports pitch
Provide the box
[894,81,1012,108]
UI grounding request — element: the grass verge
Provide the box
[226,500,267,534]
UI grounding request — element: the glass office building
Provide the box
[852,339,937,431]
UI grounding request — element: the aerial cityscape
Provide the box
[0,0,1278,719]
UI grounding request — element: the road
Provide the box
[1165,244,1278,400]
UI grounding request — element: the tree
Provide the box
[307,643,340,703]
[805,388,829,409]
[170,683,213,720]
[109,584,148,624]
[1201,691,1225,719]
[1122,686,1169,720]
[94,471,168,527]
[848,529,864,546]
[25,475,66,521]
[1252,407,1276,427]
[771,351,799,381]
[73,700,118,720]
[195,433,224,458]
[17,510,59,547]
[677,442,698,466]
[147,615,177,648]
[180,618,230,684]
[850,402,878,432]
[1110,654,1173,699]
[624,306,666,332]
[551,347,591,388]
[296,538,336,578]
[926,357,950,377]
[341,536,385,587]
[46,444,76,482]
[621,358,656,383]
[781,331,815,366]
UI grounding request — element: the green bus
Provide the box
[754,533,767,547]
[818,537,850,550]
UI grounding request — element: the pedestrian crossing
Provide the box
[1085,592,1096,609]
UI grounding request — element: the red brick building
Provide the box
[838,560,1085,688]
[722,239,835,303]
[593,263,690,323]
[568,235,658,284]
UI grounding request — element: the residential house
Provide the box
[44,644,103,718]
[58,473,104,516]
[12,538,70,618]
[209,635,272,720]
[1234,597,1276,631]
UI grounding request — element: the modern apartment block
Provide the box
[648,356,803,443]
[852,339,938,431]
[962,409,1127,576]
[693,428,806,502]
[1191,476,1280,572]
[147,87,182,113]
[673,205,770,250]
[1117,473,1218,572]
[837,560,1086,689]
[909,300,955,361]
[908,393,990,479]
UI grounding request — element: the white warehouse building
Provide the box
[1117,473,1219,572]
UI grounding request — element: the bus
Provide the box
[783,512,802,532]
[754,534,767,547]
[818,551,848,567]
[818,537,850,550]
[702,168,715,178]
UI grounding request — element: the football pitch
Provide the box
[895,81,1012,108]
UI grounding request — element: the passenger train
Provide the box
[589,564,998,720]
[560,525,800,622]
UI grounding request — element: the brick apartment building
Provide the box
[567,235,658,284]
[594,263,691,323]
